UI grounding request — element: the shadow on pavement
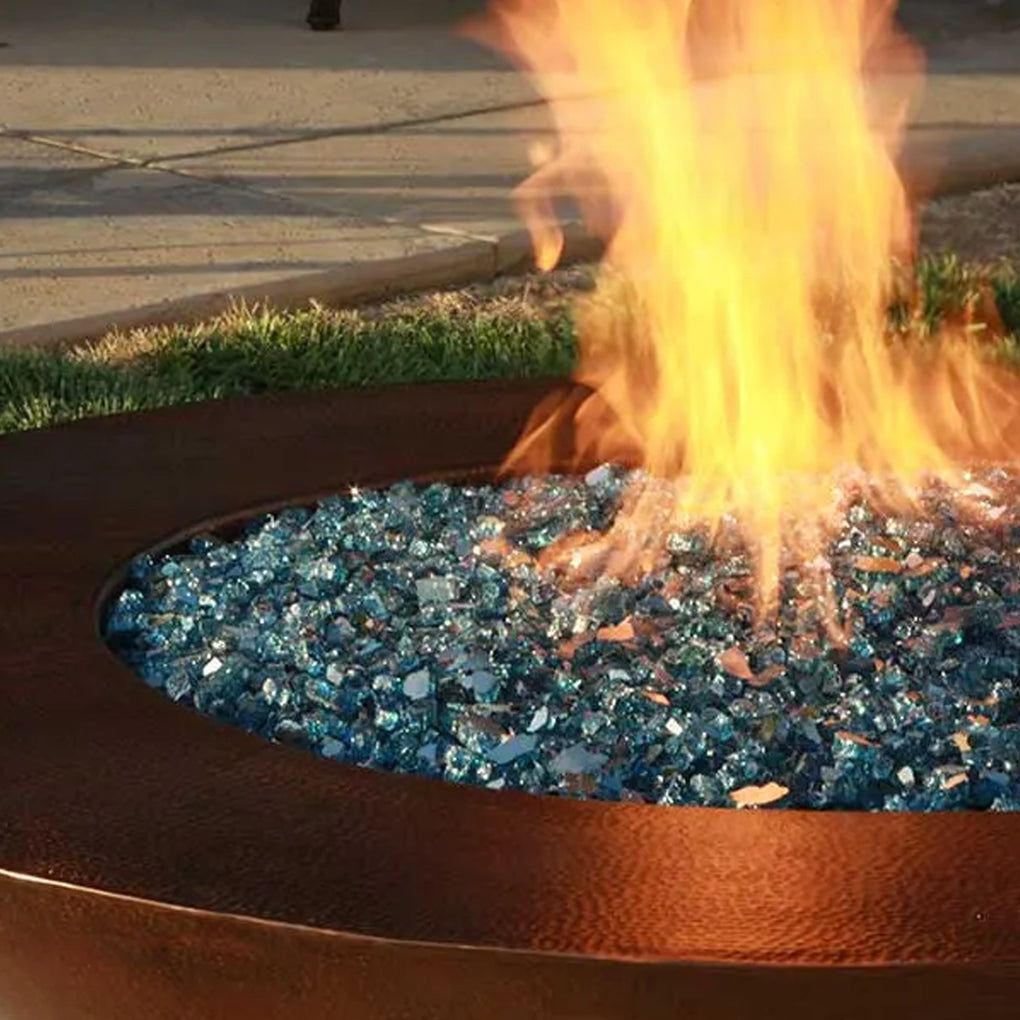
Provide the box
[0,0,1017,72]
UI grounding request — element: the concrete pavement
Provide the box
[2,0,1020,348]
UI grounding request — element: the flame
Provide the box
[465,0,1020,617]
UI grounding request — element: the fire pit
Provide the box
[2,381,1020,1020]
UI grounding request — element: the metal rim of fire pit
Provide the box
[1,378,1019,1020]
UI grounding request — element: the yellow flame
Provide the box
[465,0,1020,616]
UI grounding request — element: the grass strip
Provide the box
[0,304,577,435]
[0,255,1017,436]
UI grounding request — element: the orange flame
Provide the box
[465,0,1020,617]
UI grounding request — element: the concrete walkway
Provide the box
[2,0,1020,347]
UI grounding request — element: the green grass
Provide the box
[1,254,1018,437]
[0,302,578,436]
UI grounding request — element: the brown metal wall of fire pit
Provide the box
[0,379,1019,1019]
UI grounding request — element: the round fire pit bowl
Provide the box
[1,378,1019,1020]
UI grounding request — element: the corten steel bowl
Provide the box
[1,378,1019,1020]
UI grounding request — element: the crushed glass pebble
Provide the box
[103,466,1020,811]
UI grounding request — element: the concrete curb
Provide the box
[900,125,1020,198]
[3,128,1020,354]
[0,223,603,354]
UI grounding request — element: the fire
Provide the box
[465,0,1020,619]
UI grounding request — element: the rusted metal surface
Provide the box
[0,379,1018,1018]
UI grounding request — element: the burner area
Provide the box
[106,464,1020,813]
